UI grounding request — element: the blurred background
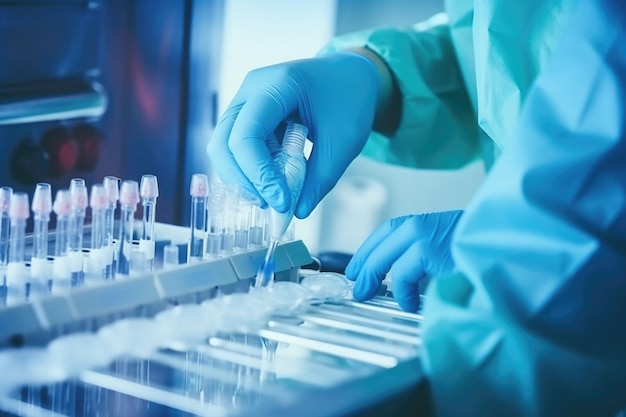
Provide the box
[0,0,483,256]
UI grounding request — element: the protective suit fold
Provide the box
[422,0,626,414]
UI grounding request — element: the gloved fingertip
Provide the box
[294,196,313,219]
[344,260,357,280]
[353,275,378,301]
[396,294,420,314]
[262,181,290,213]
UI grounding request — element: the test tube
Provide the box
[52,190,72,291]
[30,183,52,294]
[234,197,251,253]
[206,191,223,259]
[139,175,159,271]
[7,192,29,301]
[248,204,266,248]
[220,186,239,256]
[103,176,119,279]
[88,184,107,281]
[130,250,146,276]
[0,186,12,268]
[188,174,208,263]
[69,178,88,286]
[163,245,179,269]
[117,180,140,277]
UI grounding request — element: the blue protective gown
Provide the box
[327,0,626,415]
[422,0,626,415]
[325,0,574,169]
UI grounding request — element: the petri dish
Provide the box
[97,318,164,358]
[203,293,272,333]
[155,304,219,343]
[48,332,114,376]
[252,281,312,314]
[300,273,351,300]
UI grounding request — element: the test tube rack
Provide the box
[0,222,312,347]
[0,223,424,417]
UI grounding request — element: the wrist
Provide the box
[346,47,401,136]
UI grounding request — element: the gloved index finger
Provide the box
[229,92,297,213]
[345,215,410,280]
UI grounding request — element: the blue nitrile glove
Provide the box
[207,53,379,217]
[345,210,463,313]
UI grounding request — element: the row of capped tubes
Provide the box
[0,173,296,305]
[0,175,159,306]
[186,173,294,265]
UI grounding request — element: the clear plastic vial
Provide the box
[206,188,224,259]
[7,192,29,301]
[255,122,308,288]
[248,204,266,248]
[103,176,120,279]
[0,187,12,268]
[117,181,140,276]
[268,122,308,241]
[88,184,108,281]
[30,183,52,293]
[188,174,209,262]
[234,199,252,252]
[52,190,72,292]
[140,174,159,271]
[220,186,239,256]
[69,178,88,286]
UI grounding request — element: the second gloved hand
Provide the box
[207,52,380,218]
[345,210,463,313]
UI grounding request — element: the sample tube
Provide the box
[255,122,308,288]
[234,198,251,253]
[188,174,208,263]
[220,186,239,256]
[7,193,29,300]
[30,183,52,294]
[0,187,11,305]
[206,191,223,259]
[117,181,140,277]
[88,184,107,281]
[0,187,12,268]
[130,250,146,276]
[163,245,179,269]
[139,175,159,271]
[103,176,120,279]
[52,190,72,291]
[69,178,88,286]
[248,204,266,248]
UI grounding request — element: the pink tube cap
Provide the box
[120,180,140,207]
[103,176,120,205]
[53,190,72,216]
[90,184,108,210]
[190,174,209,198]
[32,183,52,214]
[9,192,30,220]
[140,174,159,199]
[0,187,12,213]
[70,178,88,210]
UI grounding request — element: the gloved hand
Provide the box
[345,210,463,312]
[207,52,380,218]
